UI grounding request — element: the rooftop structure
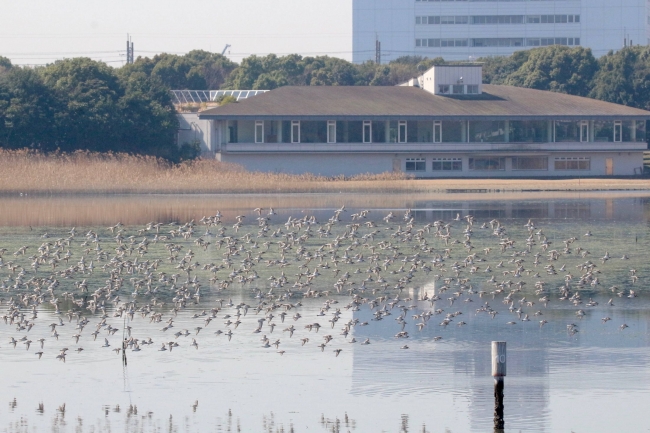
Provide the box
[195,65,650,177]
[352,0,650,62]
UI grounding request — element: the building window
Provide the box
[398,121,407,143]
[580,121,589,142]
[434,121,442,143]
[554,157,590,171]
[472,38,524,47]
[406,158,426,172]
[438,85,450,94]
[432,158,461,171]
[512,157,548,170]
[291,121,300,143]
[614,121,622,142]
[363,121,372,143]
[469,157,505,171]
[327,121,336,143]
[466,85,479,94]
[228,121,238,143]
[255,121,264,143]
[452,85,464,94]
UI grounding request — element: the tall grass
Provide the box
[0,149,648,194]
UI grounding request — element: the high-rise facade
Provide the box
[352,0,649,63]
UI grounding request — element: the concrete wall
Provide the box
[177,113,213,155]
[219,151,644,177]
[353,0,647,62]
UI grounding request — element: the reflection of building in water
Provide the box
[409,197,646,222]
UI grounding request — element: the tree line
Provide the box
[1,45,650,160]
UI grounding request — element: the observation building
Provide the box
[197,64,650,177]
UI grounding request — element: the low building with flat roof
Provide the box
[198,65,650,177]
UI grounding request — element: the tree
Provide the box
[0,67,59,150]
[40,57,123,152]
[479,51,530,84]
[117,71,179,159]
[503,46,598,96]
[589,46,650,110]
[0,56,11,73]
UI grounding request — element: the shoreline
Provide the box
[5,178,650,195]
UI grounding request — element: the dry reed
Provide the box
[1,149,650,194]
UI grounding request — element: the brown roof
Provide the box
[199,84,650,120]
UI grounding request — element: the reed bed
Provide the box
[1,149,650,194]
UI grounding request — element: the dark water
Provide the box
[1,192,649,433]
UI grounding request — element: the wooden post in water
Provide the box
[491,341,506,377]
[491,341,506,431]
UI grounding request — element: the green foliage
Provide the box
[589,46,650,110]
[0,57,179,159]
[0,56,11,72]
[178,140,202,161]
[503,46,598,96]
[479,51,530,84]
[122,50,237,90]
[216,95,237,105]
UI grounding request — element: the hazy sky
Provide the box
[1,0,352,66]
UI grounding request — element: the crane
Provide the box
[221,44,231,56]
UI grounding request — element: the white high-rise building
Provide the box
[352,0,649,63]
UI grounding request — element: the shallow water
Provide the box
[1,192,650,433]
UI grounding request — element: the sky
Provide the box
[0,0,352,66]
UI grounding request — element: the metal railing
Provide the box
[170,90,268,104]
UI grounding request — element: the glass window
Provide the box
[228,121,238,143]
[434,121,442,143]
[416,16,422,24]
[363,121,372,143]
[291,121,300,143]
[512,157,548,170]
[327,121,336,144]
[432,158,462,171]
[398,121,407,143]
[255,121,264,143]
[554,157,590,171]
[406,158,426,172]
[580,121,588,142]
[469,157,505,171]
[372,121,386,143]
[555,120,580,142]
[388,120,398,143]
[407,120,433,143]
[264,120,279,143]
[442,121,464,142]
[467,85,479,94]
[453,85,464,94]
[300,121,327,143]
[635,120,646,142]
[593,121,613,142]
[509,120,549,143]
[438,85,450,94]
[470,121,506,142]
[614,121,622,142]
[336,120,363,143]
[236,120,255,143]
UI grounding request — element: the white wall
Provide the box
[353,0,647,63]
[177,113,213,154]
[219,151,644,177]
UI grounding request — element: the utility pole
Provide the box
[375,37,381,65]
[126,34,134,64]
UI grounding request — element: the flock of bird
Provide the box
[0,205,642,365]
